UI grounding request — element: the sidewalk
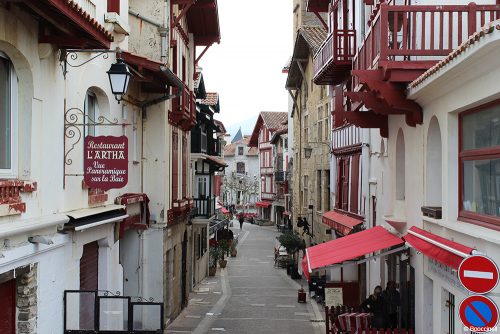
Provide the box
[166,221,325,334]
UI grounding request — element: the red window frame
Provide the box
[458,98,500,230]
[172,130,179,200]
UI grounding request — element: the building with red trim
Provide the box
[299,0,500,332]
[249,112,288,223]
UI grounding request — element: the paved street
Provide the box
[167,221,324,334]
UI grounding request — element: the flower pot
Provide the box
[209,266,216,276]
[230,249,237,257]
[219,260,227,269]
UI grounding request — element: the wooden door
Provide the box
[0,279,15,334]
[80,242,98,330]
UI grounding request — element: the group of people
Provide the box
[360,281,401,329]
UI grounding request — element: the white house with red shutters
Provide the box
[302,0,500,332]
[249,111,288,223]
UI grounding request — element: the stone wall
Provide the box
[16,264,37,334]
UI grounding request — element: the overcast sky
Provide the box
[197,0,293,137]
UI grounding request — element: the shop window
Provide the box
[459,100,500,227]
[396,129,405,200]
[0,54,17,178]
[425,117,442,207]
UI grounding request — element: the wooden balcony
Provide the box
[347,3,500,128]
[169,87,197,131]
[313,30,357,85]
[306,0,329,12]
[353,3,500,86]
[193,197,216,219]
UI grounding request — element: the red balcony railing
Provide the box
[170,87,197,131]
[352,3,500,88]
[313,30,357,85]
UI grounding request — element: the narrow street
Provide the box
[167,221,324,334]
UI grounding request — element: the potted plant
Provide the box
[230,239,238,257]
[277,231,305,277]
[218,239,230,268]
[209,244,219,276]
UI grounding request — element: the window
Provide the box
[238,147,244,156]
[84,91,98,137]
[172,129,179,200]
[318,106,323,142]
[317,170,322,212]
[324,103,330,140]
[197,176,207,198]
[0,54,17,177]
[182,133,188,198]
[336,155,360,213]
[107,0,120,13]
[460,101,500,227]
[236,162,245,174]
[284,138,288,150]
[324,170,331,211]
[303,175,309,209]
[304,114,309,144]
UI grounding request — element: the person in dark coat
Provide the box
[361,285,387,329]
[238,213,244,230]
[383,281,400,329]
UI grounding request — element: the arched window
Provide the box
[84,90,99,137]
[426,117,442,206]
[395,129,405,200]
[236,162,245,174]
[0,53,18,177]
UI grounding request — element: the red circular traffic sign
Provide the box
[459,295,499,333]
[459,255,499,294]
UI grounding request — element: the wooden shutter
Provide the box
[172,130,179,200]
[350,154,360,213]
[0,279,15,334]
[342,157,350,211]
[107,0,120,13]
[80,241,99,290]
[182,134,188,198]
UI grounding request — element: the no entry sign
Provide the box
[459,255,499,294]
[459,295,499,333]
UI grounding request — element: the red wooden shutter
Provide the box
[336,158,342,208]
[172,130,179,200]
[342,157,350,211]
[350,154,360,213]
[0,279,15,334]
[182,134,188,198]
[80,241,99,290]
[107,0,120,13]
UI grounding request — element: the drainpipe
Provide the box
[129,9,163,27]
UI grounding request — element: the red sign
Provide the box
[459,255,499,294]
[459,295,499,333]
[84,136,128,190]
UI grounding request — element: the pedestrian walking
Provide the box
[383,281,400,329]
[361,285,387,329]
[238,213,244,230]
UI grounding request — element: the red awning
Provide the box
[303,226,404,277]
[221,207,229,214]
[322,211,363,236]
[404,226,474,270]
[256,201,272,208]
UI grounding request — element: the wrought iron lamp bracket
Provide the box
[59,48,122,79]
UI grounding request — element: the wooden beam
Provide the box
[313,11,328,31]
[195,44,212,64]
[171,2,194,29]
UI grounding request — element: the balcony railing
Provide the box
[352,3,500,88]
[313,30,357,85]
[193,197,216,218]
[274,171,287,183]
[170,87,196,131]
[261,192,274,201]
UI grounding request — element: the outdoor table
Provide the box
[338,312,373,333]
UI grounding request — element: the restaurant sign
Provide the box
[84,136,128,190]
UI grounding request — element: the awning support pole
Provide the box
[407,229,470,258]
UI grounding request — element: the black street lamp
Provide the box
[107,58,131,103]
